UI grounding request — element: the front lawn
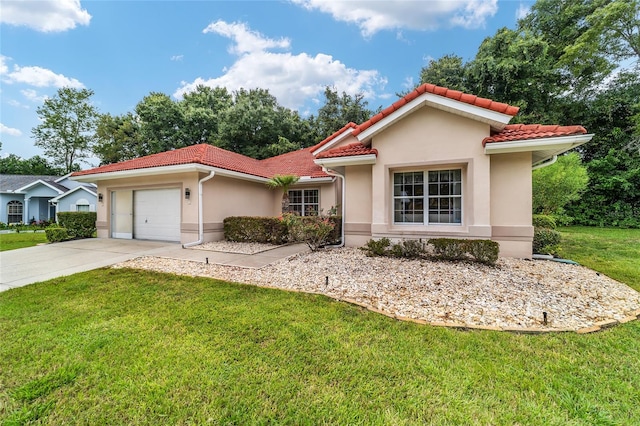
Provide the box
[559,226,640,291]
[1,265,639,424]
[0,232,48,252]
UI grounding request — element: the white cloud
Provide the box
[291,0,498,37]
[0,0,91,32]
[21,89,47,103]
[170,55,184,61]
[515,3,530,20]
[203,20,291,55]
[7,99,30,109]
[0,55,9,74]
[175,20,386,110]
[1,56,84,88]
[0,123,23,137]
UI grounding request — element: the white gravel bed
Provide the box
[187,241,282,254]
[113,247,640,331]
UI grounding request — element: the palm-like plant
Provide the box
[267,174,300,213]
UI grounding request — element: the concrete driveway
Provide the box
[0,238,309,293]
[0,239,178,292]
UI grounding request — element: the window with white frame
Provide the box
[75,198,90,212]
[7,200,23,223]
[394,169,462,225]
[288,189,319,216]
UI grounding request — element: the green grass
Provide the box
[2,260,640,425]
[0,232,48,251]
[559,226,640,291]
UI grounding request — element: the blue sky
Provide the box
[0,0,533,164]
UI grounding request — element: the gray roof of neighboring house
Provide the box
[0,174,64,192]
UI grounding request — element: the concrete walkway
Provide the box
[0,238,308,292]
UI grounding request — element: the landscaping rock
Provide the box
[114,246,640,332]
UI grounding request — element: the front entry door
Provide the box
[111,190,133,239]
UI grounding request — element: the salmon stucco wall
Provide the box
[200,175,280,243]
[344,164,373,247]
[490,152,534,257]
[369,106,492,240]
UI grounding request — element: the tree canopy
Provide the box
[32,87,99,174]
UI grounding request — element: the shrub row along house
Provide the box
[0,173,97,225]
[72,84,593,257]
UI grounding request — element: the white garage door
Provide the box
[133,189,181,242]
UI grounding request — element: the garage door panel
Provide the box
[133,189,180,242]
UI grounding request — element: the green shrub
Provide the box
[465,240,500,265]
[45,227,70,243]
[223,216,288,244]
[390,239,425,258]
[532,214,557,230]
[533,228,561,255]
[360,238,391,257]
[285,214,335,251]
[57,212,97,238]
[428,238,500,266]
[428,238,468,261]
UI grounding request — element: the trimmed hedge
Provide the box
[45,227,70,243]
[223,216,288,244]
[465,240,500,265]
[429,238,468,261]
[360,237,500,266]
[533,228,561,255]
[532,214,561,255]
[224,215,342,247]
[57,212,97,238]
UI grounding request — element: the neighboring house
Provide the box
[0,174,97,224]
[72,84,593,257]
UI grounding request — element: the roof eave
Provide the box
[356,93,514,143]
[71,162,327,184]
[314,154,377,167]
[311,127,356,156]
[15,179,64,194]
[484,134,594,164]
[49,185,97,202]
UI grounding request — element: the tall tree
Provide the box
[465,28,563,123]
[93,112,144,164]
[311,86,373,141]
[519,0,640,91]
[0,154,65,175]
[32,87,99,173]
[135,92,184,153]
[217,88,312,159]
[419,54,470,92]
[179,85,232,145]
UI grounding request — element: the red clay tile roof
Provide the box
[352,83,520,136]
[482,124,588,145]
[261,147,329,178]
[316,142,378,159]
[311,122,358,152]
[72,144,330,179]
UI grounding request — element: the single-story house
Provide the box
[72,84,593,257]
[0,173,97,224]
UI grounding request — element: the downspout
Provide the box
[321,167,345,248]
[182,171,215,248]
[532,155,558,170]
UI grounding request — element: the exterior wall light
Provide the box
[185,188,191,200]
[98,193,104,203]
